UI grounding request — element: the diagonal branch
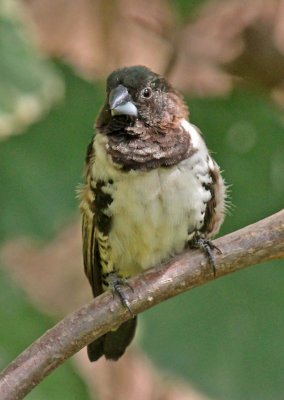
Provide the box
[1,210,284,400]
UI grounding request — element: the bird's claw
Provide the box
[108,272,134,317]
[190,237,221,277]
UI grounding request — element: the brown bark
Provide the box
[0,209,283,400]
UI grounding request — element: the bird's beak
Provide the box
[109,85,138,117]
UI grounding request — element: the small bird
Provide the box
[79,65,226,362]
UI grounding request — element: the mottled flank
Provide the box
[92,180,113,234]
[201,162,226,237]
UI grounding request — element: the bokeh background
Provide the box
[0,0,284,399]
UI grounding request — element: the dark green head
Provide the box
[107,65,172,97]
[97,65,188,131]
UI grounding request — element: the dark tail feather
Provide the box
[87,336,105,361]
[87,317,137,362]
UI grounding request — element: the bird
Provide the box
[79,65,226,362]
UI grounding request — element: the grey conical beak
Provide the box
[109,85,138,117]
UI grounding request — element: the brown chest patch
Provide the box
[105,122,195,171]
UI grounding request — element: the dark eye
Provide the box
[141,87,152,99]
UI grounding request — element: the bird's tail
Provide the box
[87,317,137,361]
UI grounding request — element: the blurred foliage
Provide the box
[0,63,100,242]
[173,0,208,18]
[1,62,284,400]
[0,0,284,399]
[0,268,89,399]
[0,0,63,139]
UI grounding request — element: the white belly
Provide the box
[106,157,212,277]
[92,121,215,278]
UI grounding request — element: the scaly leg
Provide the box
[107,271,134,317]
[189,236,222,277]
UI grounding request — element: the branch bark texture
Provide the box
[1,210,284,400]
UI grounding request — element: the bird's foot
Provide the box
[107,271,134,317]
[189,236,222,277]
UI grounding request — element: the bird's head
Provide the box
[95,66,192,171]
[96,66,188,132]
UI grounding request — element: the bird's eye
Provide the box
[141,87,152,99]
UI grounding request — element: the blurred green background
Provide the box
[0,1,284,399]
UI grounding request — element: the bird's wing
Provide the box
[201,158,226,238]
[81,185,103,297]
[80,140,104,297]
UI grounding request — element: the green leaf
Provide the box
[0,0,64,139]
[0,62,102,242]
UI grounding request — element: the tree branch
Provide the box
[1,210,284,400]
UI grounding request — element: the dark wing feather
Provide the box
[82,208,103,297]
[201,159,226,238]
[80,138,103,297]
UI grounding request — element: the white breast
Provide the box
[93,121,213,277]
